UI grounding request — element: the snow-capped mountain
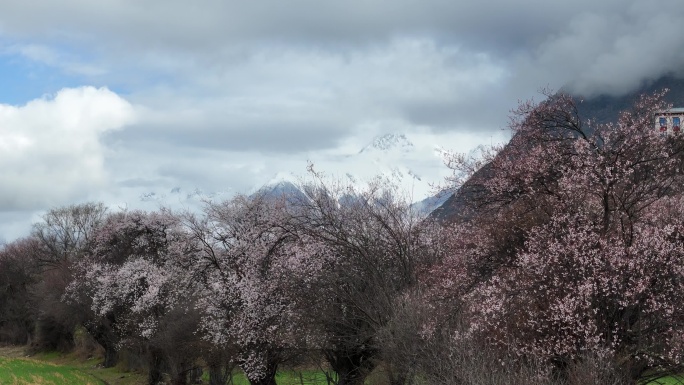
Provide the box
[411,191,453,215]
[359,133,415,154]
[252,180,308,204]
[133,133,455,215]
[258,132,454,213]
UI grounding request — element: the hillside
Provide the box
[431,74,684,222]
[573,74,684,124]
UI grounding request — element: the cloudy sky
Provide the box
[1,0,683,241]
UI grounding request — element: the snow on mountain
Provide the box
[343,133,450,201]
[133,186,232,213]
[411,191,453,215]
[359,133,415,154]
[253,179,308,203]
[134,133,456,215]
[259,132,453,211]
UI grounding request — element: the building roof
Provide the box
[660,108,684,114]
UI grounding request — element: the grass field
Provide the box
[0,356,103,385]
[645,375,684,385]
[0,354,334,385]
[0,346,145,385]
[6,344,680,385]
[0,345,340,385]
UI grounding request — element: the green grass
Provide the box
[276,370,336,385]
[3,346,683,385]
[0,346,146,385]
[0,356,103,385]
[644,375,684,385]
[2,345,340,385]
[33,353,147,385]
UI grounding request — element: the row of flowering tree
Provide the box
[1,89,683,384]
[39,177,437,385]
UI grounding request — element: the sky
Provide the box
[1,0,684,242]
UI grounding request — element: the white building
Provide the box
[656,108,684,133]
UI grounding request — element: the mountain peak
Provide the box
[359,133,414,154]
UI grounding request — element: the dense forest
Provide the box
[1,90,683,385]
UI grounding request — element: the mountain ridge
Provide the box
[431,74,684,222]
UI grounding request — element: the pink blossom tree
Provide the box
[446,90,682,240]
[438,90,684,378]
[183,194,301,385]
[468,211,684,373]
[66,209,203,385]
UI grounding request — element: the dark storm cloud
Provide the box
[3,0,680,111]
[0,1,620,58]
[514,0,684,97]
[0,1,580,48]
[3,0,683,98]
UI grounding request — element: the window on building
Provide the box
[674,117,681,132]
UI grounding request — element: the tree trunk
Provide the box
[188,366,203,384]
[148,347,165,385]
[171,362,201,385]
[102,344,119,368]
[326,348,376,385]
[209,364,230,385]
[171,363,188,385]
[83,315,119,368]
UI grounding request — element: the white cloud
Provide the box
[0,86,136,210]
[1,0,683,240]
[117,38,509,152]
[89,38,509,211]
